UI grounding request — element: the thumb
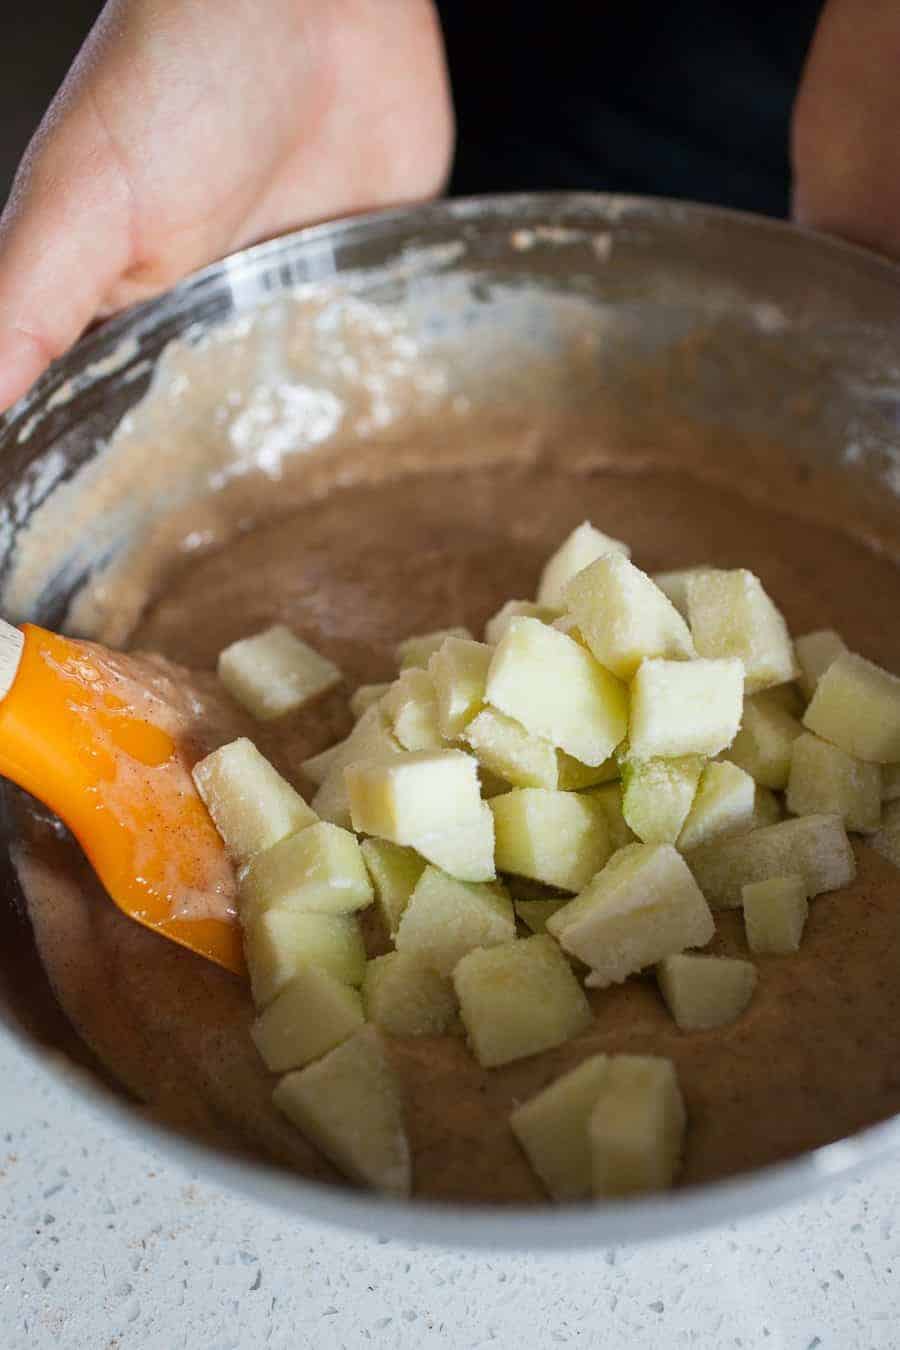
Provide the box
[0,72,134,411]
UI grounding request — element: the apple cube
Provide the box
[536,520,631,608]
[360,838,426,938]
[396,626,472,671]
[310,705,402,826]
[750,785,783,830]
[217,624,341,721]
[629,657,744,759]
[362,951,458,1037]
[465,707,559,789]
[428,636,492,738]
[244,910,366,1008]
[555,751,619,791]
[883,764,900,802]
[349,682,391,719]
[583,782,636,853]
[677,761,756,851]
[239,821,373,925]
[547,844,714,986]
[686,568,797,694]
[795,629,846,703]
[742,874,809,954]
[589,1055,686,1197]
[300,740,342,787]
[510,1055,611,1200]
[394,865,515,977]
[514,897,569,934]
[803,650,900,763]
[484,600,561,646]
[251,965,364,1071]
[621,756,705,845]
[652,567,709,618]
[656,953,757,1030]
[490,787,611,891]
[346,750,495,882]
[272,1025,410,1195]
[453,935,591,1068]
[193,738,317,862]
[486,617,628,766]
[724,691,803,789]
[872,800,900,869]
[786,732,882,834]
[381,668,443,752]
[687,813,855,908]
[565,554,696,681]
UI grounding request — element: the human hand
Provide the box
[793,0,900,259]
[0,0,452,410]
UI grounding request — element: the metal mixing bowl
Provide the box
[1,194,898,1248]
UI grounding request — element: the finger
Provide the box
[792,0,900,259]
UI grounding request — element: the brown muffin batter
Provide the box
[15,401,900,1205]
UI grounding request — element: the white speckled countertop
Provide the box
[2,1032,898,1349]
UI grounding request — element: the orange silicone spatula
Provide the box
[0,620,244,974]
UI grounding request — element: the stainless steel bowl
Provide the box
[1,193,899,1249]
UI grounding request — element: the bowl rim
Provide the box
[3,189,900,1248]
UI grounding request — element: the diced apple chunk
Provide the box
[428,636,492,738]
[484,600,561,645]
[514,897,569,934]
[629,657,744,759]
[491,787,611,891]
[300,740,342,787]
[547,844,714,987]
[652,567,709,618]
[589,1055,686,1197]
[239,821,373,925]
[622,757,704,845]
[742,874,808,955]
[360,838,425,938]
[349,683,391,719]
[686,569,797,693]
[381,668,443,751]
[795,629,846,703]
[555,751,619,791]
[510,1055,611,1201]
[193,738,317,862]
[310,705,402,827]
[565,554,695,680]
[786,732,881,833]
[803,651,900,763]
[486,617,628,766]
[251,965,364,1071]
[583,782,636,853]
[396,627,472,670]
[453,935,591,1068]
[657,953,757,1030]
[346,750,495,882]
[465,708,559,789]
[394,865,515,977]
[724,691,803,789]
[536,521,631,608]
[677,761,756,851]
[244,910,366,1008]
[272,1026,410,1195]
[217,624,341,721]
[872,800,900,869]
[362,951,458,1036]
[883,764,900,802]
[687,813,854,908]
